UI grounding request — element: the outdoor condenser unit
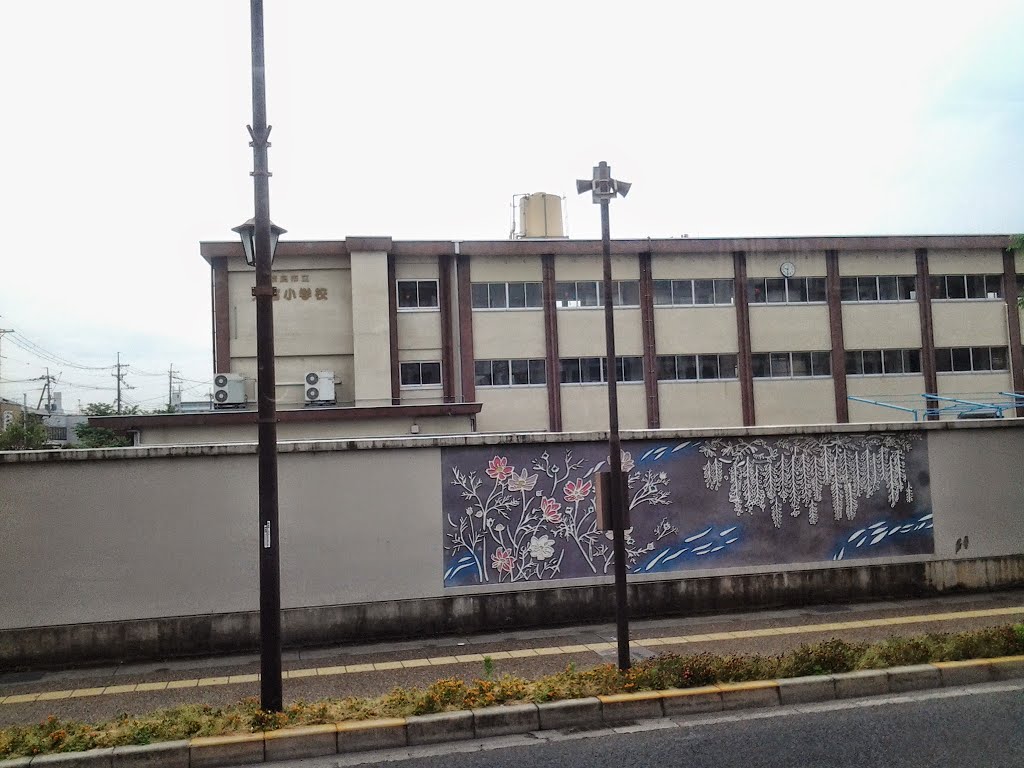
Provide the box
[304,371,337,405]
[213,373,247,408]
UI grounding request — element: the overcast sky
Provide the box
[1,0,1022,412]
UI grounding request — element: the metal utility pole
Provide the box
[246,0,283,713]
[576,161,632,671]
[168,365,175,412]
[112,353,132,414]
[36,368,56,411]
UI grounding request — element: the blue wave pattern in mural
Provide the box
[441,433,933,587]
[831,513,934,561]
[633,524,743,574]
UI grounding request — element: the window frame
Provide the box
[652,278,735,306]
[396,279,440,311]
[655,353,739,382]
[930,274,1004,301]
[747,276,828,305]
[751,351,833,379]
[838,275,918,304]
[846,348,924,376]
[474,358,547,387]
[471,281,544,310]
[559,356,645,384]
[934,346,1010,373]
[399,361,442,388]
[554,280,641,309]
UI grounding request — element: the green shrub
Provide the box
[777,638,868,678]
[2,623,1023,759]
[856,635,936,669]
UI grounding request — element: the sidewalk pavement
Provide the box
[2,589,1022,728]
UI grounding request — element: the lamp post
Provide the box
[237,0,286,713]
[576,161,632,671]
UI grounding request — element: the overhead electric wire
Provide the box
[8,332,113,371]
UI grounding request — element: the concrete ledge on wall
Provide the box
[2,555,1023,669]
[3,417,1022,464]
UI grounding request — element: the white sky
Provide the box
[1,0,1022,412]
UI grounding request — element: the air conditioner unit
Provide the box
[213,373,247,408]
[304,371,337,405]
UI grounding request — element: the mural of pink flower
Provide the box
[491,547,516,573]
[564,478,593,503]
[540,496,562,523]
[486,456,513,481]
[507,469,538,492]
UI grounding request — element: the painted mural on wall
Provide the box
[441,433,933,587]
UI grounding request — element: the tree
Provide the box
[81,402,140,416]
[73,422,131,448]
[0,413,49,450]
[75,402,132,448]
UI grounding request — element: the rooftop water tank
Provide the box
[517,193,565,238]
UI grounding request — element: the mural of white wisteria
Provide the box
[700,434,920,527]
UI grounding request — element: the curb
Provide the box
[7,655,1024,767]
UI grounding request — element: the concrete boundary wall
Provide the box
[1,420,1023,667]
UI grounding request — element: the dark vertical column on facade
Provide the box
[732,251,756,426]
[638,252,660,428]
[456,254,476,403]
[915,248,939,420]
[1002,248,1024,415]
[542,254,563,432]
[439,254,455,403]
[387,253,400,405]
[212,257,231,374]
[825,249,850,423]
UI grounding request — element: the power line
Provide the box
[7,332,113,371]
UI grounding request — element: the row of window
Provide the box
[749,277,826,304]
[405,273,1013,311]
[752,352,833,379]
[406,345,1015,387]
[935,346,1008,373]
[845,349,922,375]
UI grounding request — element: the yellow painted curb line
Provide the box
[3,610,1022,705]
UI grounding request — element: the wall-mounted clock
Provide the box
[780,261,796,278]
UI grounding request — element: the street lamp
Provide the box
[241,0,284,713]
[232,218,287,267]
[576,161,632,671]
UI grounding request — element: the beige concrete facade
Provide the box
[182,234,1024,447]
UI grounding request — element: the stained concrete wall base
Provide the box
[1,555,1022,669]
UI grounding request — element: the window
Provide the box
[554,280,640,308]
[751,351,831,378]
[471,282,543,309]
[475,358,546,386]
[747,277,827,304]
[845,349,921,375]
[559,356,644,383]
[930,274,1002,300]
[652,278,734,306]
[935,346,1009,373]
[396,280,439,309]
[399,361,441,386]
[839,275,917,303]
[656,353,737,381]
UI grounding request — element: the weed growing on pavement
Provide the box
[1,623,1022,760]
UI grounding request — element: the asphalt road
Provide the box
[257,682,1024,768]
